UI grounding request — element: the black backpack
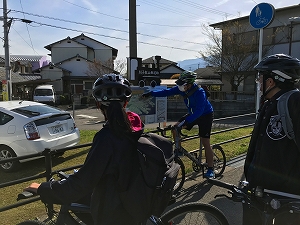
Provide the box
[119,132,180,222]
[277,89,299,143]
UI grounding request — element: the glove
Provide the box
[142,92,152,98]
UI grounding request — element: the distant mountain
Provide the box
[177,58,207,71]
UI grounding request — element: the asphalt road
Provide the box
[64,106,246,224]
[169,163,245,225]
[63,105,255,131]
[63,106,178,130]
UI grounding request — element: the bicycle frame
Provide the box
[171,126,205,174]
[173,125,226,178]
[208,178,300,225]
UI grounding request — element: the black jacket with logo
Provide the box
[244,89,300,195]
[38,123,143,225]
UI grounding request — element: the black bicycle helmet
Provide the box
[92,74,132,105]
[175,71,197,85]
[254,54,300,83]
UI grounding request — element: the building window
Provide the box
[84,81,93,90]
[25,67,32,73]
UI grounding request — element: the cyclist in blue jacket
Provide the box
[142,71,215,178]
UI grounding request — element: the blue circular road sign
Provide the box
[249,3,275,29]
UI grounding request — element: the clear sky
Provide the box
[1,0,300,63]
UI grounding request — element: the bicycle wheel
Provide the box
[160,202,229,225]
[17,221,47,225]
[269,203,300,225]
[212,145,226,177]
[173,157,185,195]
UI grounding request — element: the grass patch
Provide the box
[0,126,252,224]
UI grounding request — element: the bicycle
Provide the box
[208,178,300,225]
[153,125,226,195]
[17,171,229,225]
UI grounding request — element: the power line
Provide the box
[11,11,206,45]
[11,26,40,55]
[172,0,234,17]
[19,0,35,54]
[60,0,208,28]
[19,19,199,52]
[137,0,206,20]
[61,0,127,21]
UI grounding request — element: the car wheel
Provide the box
[0,146,21,172]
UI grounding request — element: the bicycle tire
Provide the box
[268,203,300,225]
[212,145,226,177]
[17,221,47,225]
[173,157,185,195]
[160,202,229,225]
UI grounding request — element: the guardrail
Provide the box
[0,143,91,213]
[0,112,256,214]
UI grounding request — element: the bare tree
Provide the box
[114,58,127,75]
[85,58,116,77]
[86,58,127,78]
[199,21,277,98]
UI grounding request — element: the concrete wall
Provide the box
[167,98,255,121]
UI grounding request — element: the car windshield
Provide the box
[12,105,62,118]
[34,89,53,96]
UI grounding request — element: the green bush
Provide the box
[59,95,70,105]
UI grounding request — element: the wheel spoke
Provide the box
[0,148,16,171]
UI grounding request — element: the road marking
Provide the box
[77,114,98,119]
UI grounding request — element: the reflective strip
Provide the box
[272,70,292,80]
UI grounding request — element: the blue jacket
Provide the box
[151,84,213,124]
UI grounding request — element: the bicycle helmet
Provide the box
[92,74,132,105]
[175,71,197,86]
[254,54,300,83]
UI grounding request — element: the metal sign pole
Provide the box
[256,28,263,116]
[249,3,275,117]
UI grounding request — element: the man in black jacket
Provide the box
[243,54,300,225]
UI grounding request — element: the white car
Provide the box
[0,100,80,172]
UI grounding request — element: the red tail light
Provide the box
[24,122,40,140]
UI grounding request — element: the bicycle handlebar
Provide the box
[149,125,188,138]
[208,178,237,190]
[208,178,249,203]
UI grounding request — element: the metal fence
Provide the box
[0,113,255,215]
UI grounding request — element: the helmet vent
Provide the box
[107,88,113,96]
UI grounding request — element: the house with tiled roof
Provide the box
[40,33,119,100]
[142,56,176,68]
[193,66,223,86]
[0,55,50,100]
[0,67,48,100]
[0,33,119,102]
[0,55,49,73]
[137,56,184,85]
[159,63,185,79]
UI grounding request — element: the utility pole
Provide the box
[3,0,12,100]
[128,0,139,84]
[129,0,137,58]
